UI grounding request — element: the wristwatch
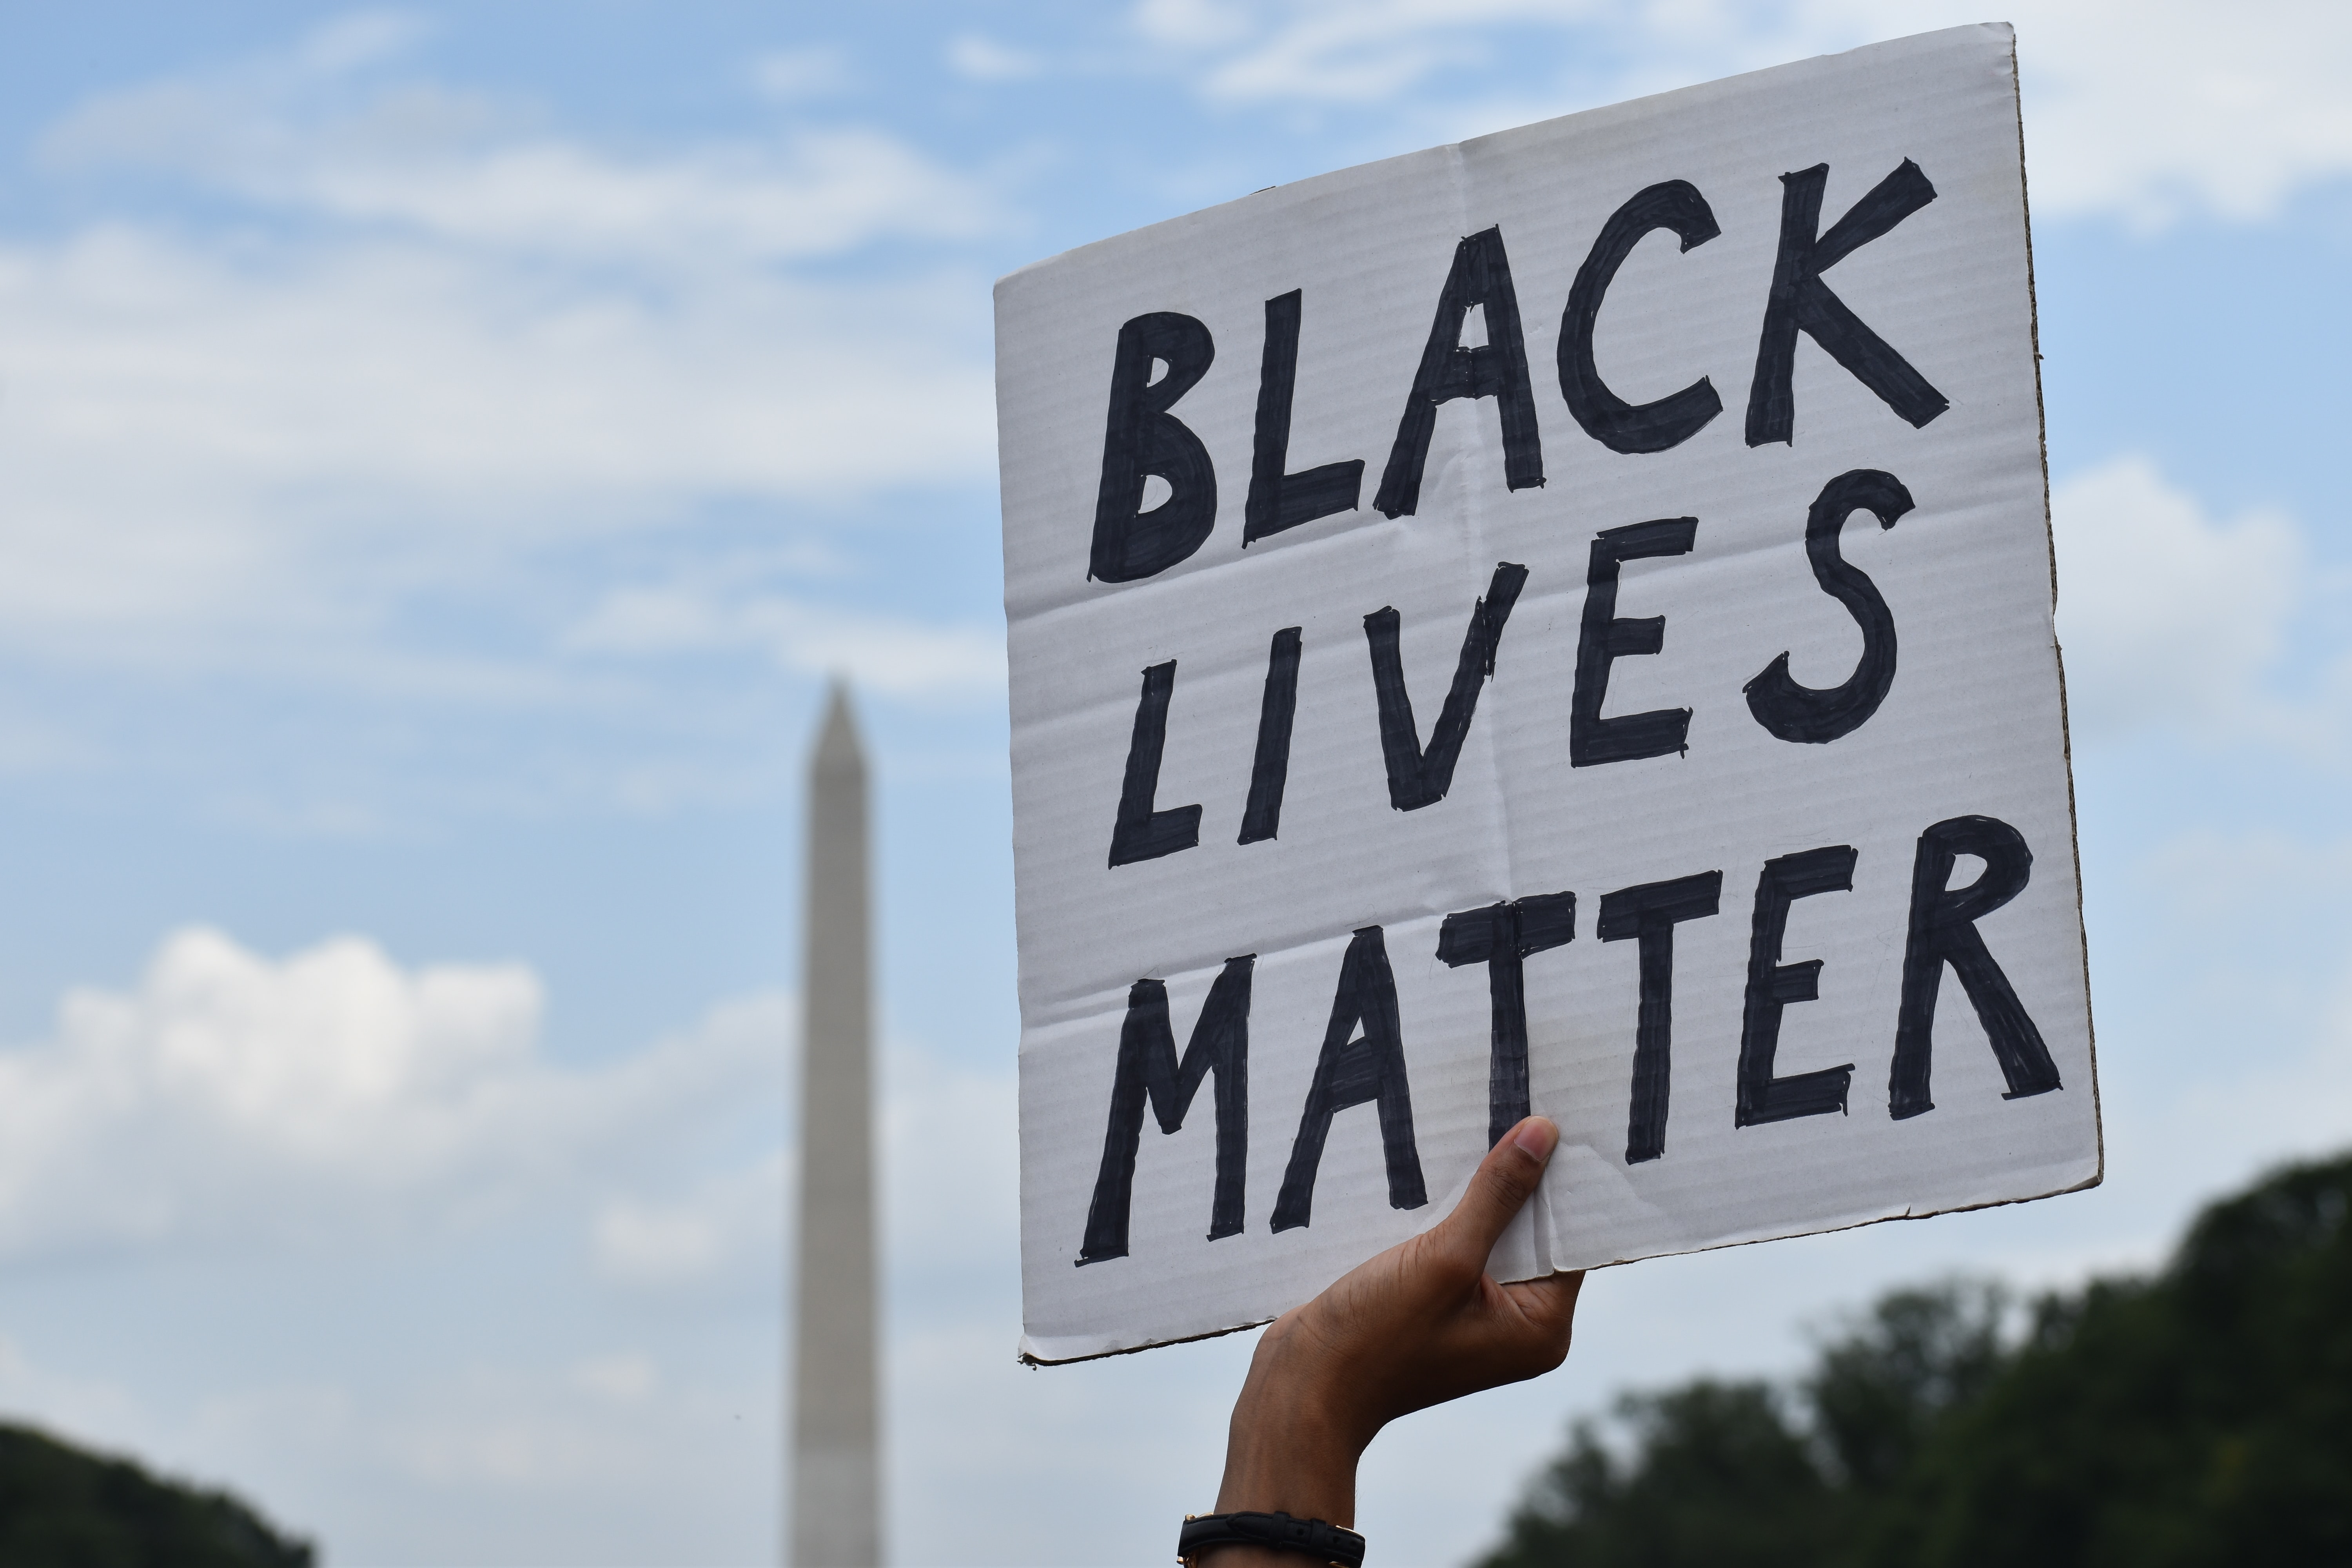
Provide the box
[1177,1510,1367,1566]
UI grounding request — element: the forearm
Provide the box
[1192,1331,1368,1565]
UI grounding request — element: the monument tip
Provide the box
[813,677,865,773]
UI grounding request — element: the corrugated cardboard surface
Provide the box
[997,23,2098,1364]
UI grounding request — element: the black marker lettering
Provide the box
[1365,562,1529,810]
[1091,311,1219,582]
[1373,227,1544,517]
[1890,815,2062,1119]
[1745,160,1949,446]
[1437,891,1577,1148]
[1745,468,1914,744]
[1238,627,1303,844]
[1571,518,1697,767]
[1737,845,1859,1126]
[1559,180,1724,454]
[1107,661,1201,867]
[1272,927,1427,1231]
[1597,870,1722,1164]
[1245,291,1365,544]
[1076,957,1254,1263]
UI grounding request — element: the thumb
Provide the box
[1435,1116,1558,1264]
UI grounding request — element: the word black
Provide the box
[1091,163,1944,585]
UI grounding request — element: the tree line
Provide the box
[1476,1148,2352,1566]
[0,1421,310,1567]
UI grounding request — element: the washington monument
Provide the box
[791,682,880,1567]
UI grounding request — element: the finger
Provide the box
[1503,1269,1585,1335]
[1434,1116,1558,1263]
[1489,1270,1583,1377]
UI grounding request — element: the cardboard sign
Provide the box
[997,23,2098,1365]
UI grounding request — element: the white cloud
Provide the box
[45,109,995,267]
[1172,0,1543,103]
[0,924,998,1559]
[1971,0,2352,227]
[0,26,1002,685]
[592,1028,1018,1296]
[0,223,995,664]
[42,17,992,266]
[1139,0,2352,228]
[0,1330,784,1563]
[883,1043,1019,1282]
[595,1197,728,1283]
[567,584,1006,700]
[2050,454,2301,740]
[570,1352,661,1404]
[946,34,1047,83]
[1136,0,1259,49]
[594,1151,788,1289]
[752,45,858,103]
[0,927,787,1259]
[0,909,1006,1298]
[292,10,435,76]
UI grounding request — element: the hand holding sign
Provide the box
[1206,1117,1583,1560]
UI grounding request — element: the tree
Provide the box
[1475,1150,2352,1568]
[1872,1152,2352,1568]
[1481,1380,1825,1568]
[0,1421,313,1568]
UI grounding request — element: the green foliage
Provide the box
[1475,1150,2352,1568]
[0,1421,313,1568]
[1481,1381,1826,1568]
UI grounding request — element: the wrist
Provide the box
[1185,1512,1366,1568]
[1211,1410,1359,1523]
[1214,1348,1367,1526]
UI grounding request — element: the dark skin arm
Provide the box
[1196,1116,1583,1565]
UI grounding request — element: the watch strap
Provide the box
[1177,1510,1367,1566]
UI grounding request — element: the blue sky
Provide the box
[0,2,2348,1563]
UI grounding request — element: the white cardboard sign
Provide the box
[997,23,2099,1365]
